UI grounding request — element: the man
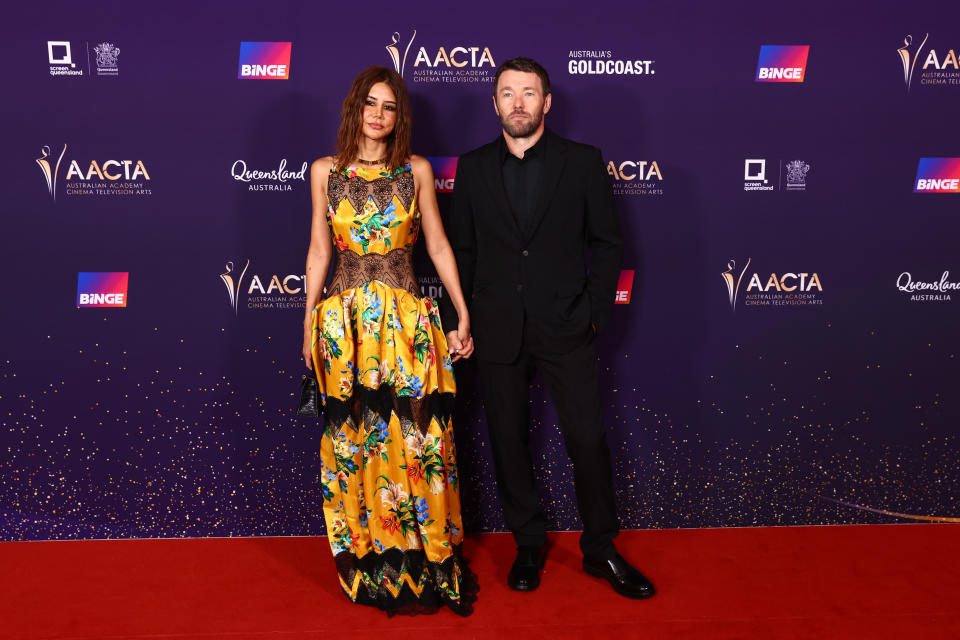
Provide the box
[440,57,654,599]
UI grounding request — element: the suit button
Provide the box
[516,284,523,292]
[522,250,529,257]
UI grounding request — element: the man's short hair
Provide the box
[493,57,551,96]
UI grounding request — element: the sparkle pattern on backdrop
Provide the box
[1,323,958,540]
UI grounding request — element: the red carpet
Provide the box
[2,525,958,639]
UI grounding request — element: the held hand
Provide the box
[447,319,474,362]
[303,324,314,371]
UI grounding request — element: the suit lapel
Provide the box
[524,130,567,241]
[479,139,522,239]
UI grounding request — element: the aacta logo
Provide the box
[220,259,306,313]
[606,161,662,181]
[914,158,960,193]
[36,144,151,200]
[755,45,809,82]
[723,259,823,309]
[77,272,128,308]
[238,42,292,79]
[427,156,457,193]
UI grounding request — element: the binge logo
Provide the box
[77,272,128,308]
[238,42,291,79]
[615,270,635,304]
[427,157,457,192]
[755,45,809,82]
[914,158,960,193]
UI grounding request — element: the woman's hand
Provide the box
[445,317,474,362]
[302,320,314,370]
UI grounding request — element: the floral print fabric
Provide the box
[310,164,469,614]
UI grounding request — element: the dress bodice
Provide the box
[326,164,420,296]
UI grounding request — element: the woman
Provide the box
[302,66,476,616]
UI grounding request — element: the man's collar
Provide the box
[499,128,548,163]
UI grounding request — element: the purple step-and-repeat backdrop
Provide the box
[3,1,959,540]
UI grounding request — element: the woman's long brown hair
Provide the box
[335,66,412,171]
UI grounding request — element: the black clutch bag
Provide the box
[297,369,323,417]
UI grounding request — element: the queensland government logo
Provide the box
[744,158,810,192]
[755,45,809,82]
[897,271,958,302]
[386,30,494,84]
[36,144,151,200]
[220,259,305,313]
[238,42,291,79]
[898,33,960,90]
[567,50,654,77]
[914,158,960,193]
[230,159,307,192]
[722,258,823,310]
[47,40,120,77]
[607,160,663,196]
[77,272,128,308]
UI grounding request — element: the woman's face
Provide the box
[362,82,398,142]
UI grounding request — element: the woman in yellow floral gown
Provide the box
[301,66,476,615]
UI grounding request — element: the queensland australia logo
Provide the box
[755,45,809,82]
[607,159,662,196]
[230,159,307,192]
[897,271,958,302]
[427,157,457,193]
[220,259,305,313]
[36,144,152,200]
[898,33,960,90]
[238,42,291,79]
[386,30,495,84]
[914,158,960,193]
[77,272,128,308]
[744,158,810,192]
[568,50,654,77]
[722,258,823,309]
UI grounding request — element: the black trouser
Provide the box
[477,321,619,559]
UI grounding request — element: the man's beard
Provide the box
[500,108,543,138]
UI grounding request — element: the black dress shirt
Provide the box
[500,133,546,234]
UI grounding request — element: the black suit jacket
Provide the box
[439,129,622,363]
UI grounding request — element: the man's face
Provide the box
[494,69,551,139]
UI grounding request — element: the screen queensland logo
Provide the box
[755,45,809,82]
[77,272,128,308]
[386,30,495,85]
[607,159,663,196]
[722,258,823,310]
[238,42,291,80]
[567,50,655,78]
[427,157,457,192]
[220,259,306,313]
[914,158,960,193]
[35,144,152,201]
[898,33,960,91]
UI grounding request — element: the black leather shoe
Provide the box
[508,545,544,591]
[583,552,655,599]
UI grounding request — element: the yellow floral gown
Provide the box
[310,163,474,615]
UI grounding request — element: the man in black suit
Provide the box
[439,57,654,599]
